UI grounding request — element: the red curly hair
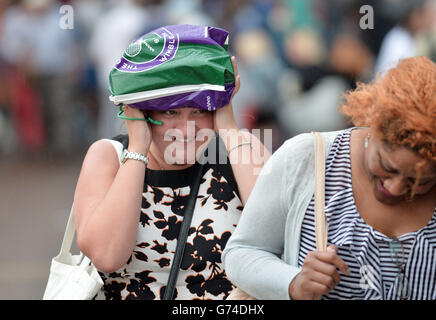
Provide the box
[341,56,436,161]
[340,56,436,194]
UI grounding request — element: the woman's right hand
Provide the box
[289,245,349,300]
[123,105,152,154]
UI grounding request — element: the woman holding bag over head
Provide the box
[72,25,270,300]
[223,56,436,300]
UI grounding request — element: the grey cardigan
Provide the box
[222,130,343,300]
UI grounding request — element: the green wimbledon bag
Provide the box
[109,24,235,112]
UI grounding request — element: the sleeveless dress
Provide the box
[95,135,243,300]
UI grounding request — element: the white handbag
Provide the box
[42,205,104,300]
[43,139,124,300]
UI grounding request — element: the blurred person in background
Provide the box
[64,0,106,146]
[277,31,374,137]
[415,0,436,61]
[375,0,436,76]
[0,0,80,156]
[201,0,250,33]
[260,1,375,137]
[232,29,286,127]
[223,1,293,145]
[162,0,213,26]
[223,56,436,300]
[225,1,381,140]
[0,0,13,154]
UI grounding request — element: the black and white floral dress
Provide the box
[95,135,243,300]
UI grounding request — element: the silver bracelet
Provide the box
[227,142,252,156]
[120,149,149,165]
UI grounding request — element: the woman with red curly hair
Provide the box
[223,56,436,300]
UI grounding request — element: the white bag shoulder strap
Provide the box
[311,132,328,252]
[58,139,124,256]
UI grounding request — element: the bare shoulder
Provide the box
[79,139,120,181]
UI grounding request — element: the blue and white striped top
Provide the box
[298,129,436,300]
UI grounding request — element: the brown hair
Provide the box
[340,56,436,195]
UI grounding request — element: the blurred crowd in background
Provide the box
[0,0,435,158]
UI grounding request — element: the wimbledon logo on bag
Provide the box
[115,26,179,73]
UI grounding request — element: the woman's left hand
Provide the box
[214,56,240,132]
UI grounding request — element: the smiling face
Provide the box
[147,107,214,167]
[364,135,436,205]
